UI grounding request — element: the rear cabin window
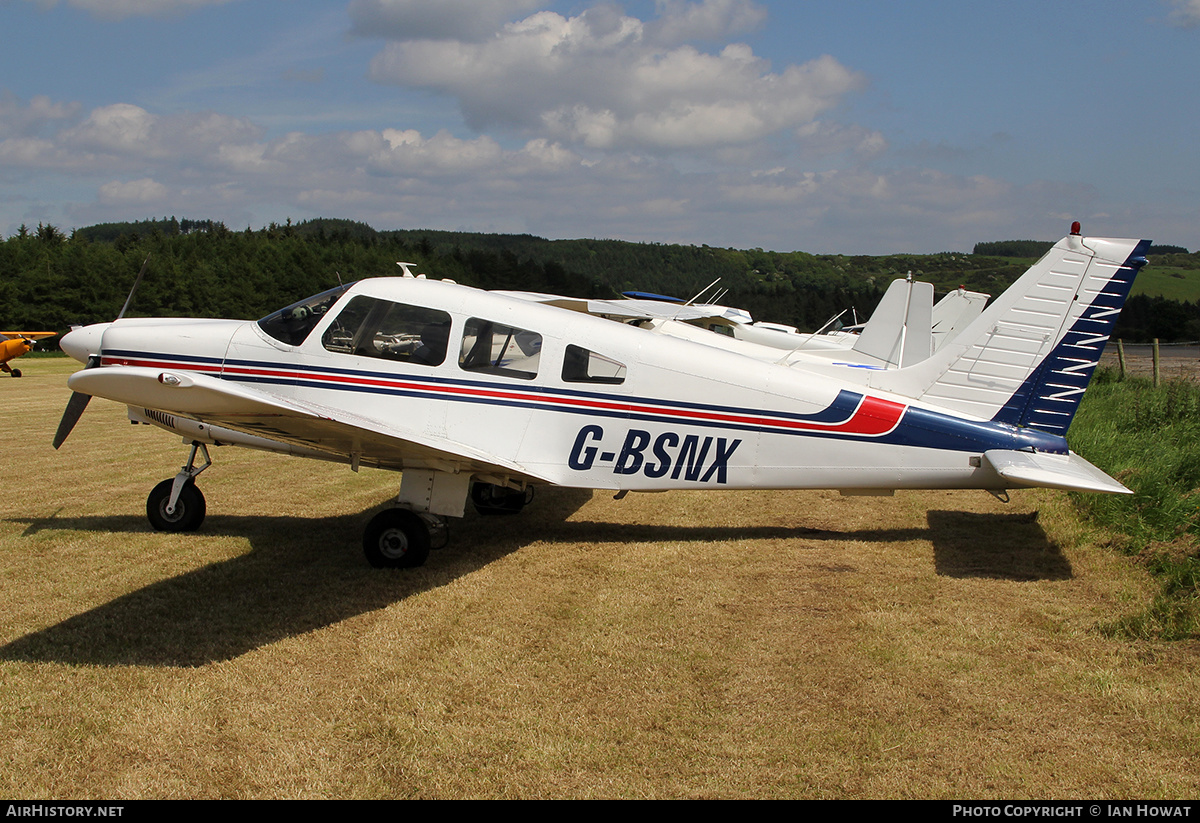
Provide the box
[322,295,451,366]
[458,318,542,380]
[562,345,626,384]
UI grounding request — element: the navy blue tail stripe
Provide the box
[992,240,1150,435]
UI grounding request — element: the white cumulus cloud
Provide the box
[368,5,862,151]
[1165,0,1200,27]
[0,92,80,139]
[62,104,262,162]
[648,0,767,43]
[98,177,169,204]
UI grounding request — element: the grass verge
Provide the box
[1067,369,1200,639]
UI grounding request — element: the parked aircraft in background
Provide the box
[503,279,990,369]
[1,332,57,377]
[53,224,1148,568]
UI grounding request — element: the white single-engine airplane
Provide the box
[54,224,1148,568]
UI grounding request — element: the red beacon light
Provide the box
[1070,221,1082,236]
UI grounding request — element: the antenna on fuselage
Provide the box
[774,309,848,366]
[684,277,721,307]
[662,276,723,326]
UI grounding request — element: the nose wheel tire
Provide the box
[363,508,431,568]
[147,479,207,532]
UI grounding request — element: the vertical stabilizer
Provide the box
[851,278,935,368]
[930,287,989,352]
[868,230,1149,434]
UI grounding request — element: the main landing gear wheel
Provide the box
[10,368,21,378]
[363,508,431,568]
[146,478,207,532]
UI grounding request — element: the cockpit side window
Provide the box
[322,295,451,366]
[257,284,353,346]
[562,345,626,384]
[459,318,541,380]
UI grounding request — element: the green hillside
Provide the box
[2,219,1196,342]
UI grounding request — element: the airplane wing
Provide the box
[495,291,748,324]
[1,331,57,340]
[66,366,554,482]
[590,298,749,324]
[983,449,1130,495]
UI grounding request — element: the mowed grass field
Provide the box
[2,359,1199,799]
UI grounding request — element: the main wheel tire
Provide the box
[146,478,207,532]
[10,368,21,378]
[363,508,431,568]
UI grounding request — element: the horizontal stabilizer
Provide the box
[983,449,1130,494]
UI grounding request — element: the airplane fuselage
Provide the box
[74,277,1063,495]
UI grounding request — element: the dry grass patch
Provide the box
[1,361,1198,797]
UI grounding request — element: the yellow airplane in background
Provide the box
[2,331,58,377]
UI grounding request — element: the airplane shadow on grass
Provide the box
[925,509,1069,581]
[1,491,1065,668]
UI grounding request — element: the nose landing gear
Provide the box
[146,441,210,533]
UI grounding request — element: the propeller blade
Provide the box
[116,254,150,321]
[52,390,92,449]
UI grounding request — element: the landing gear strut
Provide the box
[146,441,210,532]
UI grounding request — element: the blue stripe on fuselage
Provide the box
[103,348,1068,455]
[885,406,1067,455]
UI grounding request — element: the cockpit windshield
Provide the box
[257,283,354,346]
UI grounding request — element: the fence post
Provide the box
[1153,338,1161,387]
[1117,339,1126,381]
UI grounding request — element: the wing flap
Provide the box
[68,366,552,481]
[983,449,1130,494]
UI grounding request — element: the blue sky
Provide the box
[1,0,1196,254]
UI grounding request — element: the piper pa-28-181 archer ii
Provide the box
[53,224,1149,568]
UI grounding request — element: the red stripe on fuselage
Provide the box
[100,355,907,438]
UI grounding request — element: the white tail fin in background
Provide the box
[850,278,934,368]
[869,228,1150,435]
[929,286,989,352]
